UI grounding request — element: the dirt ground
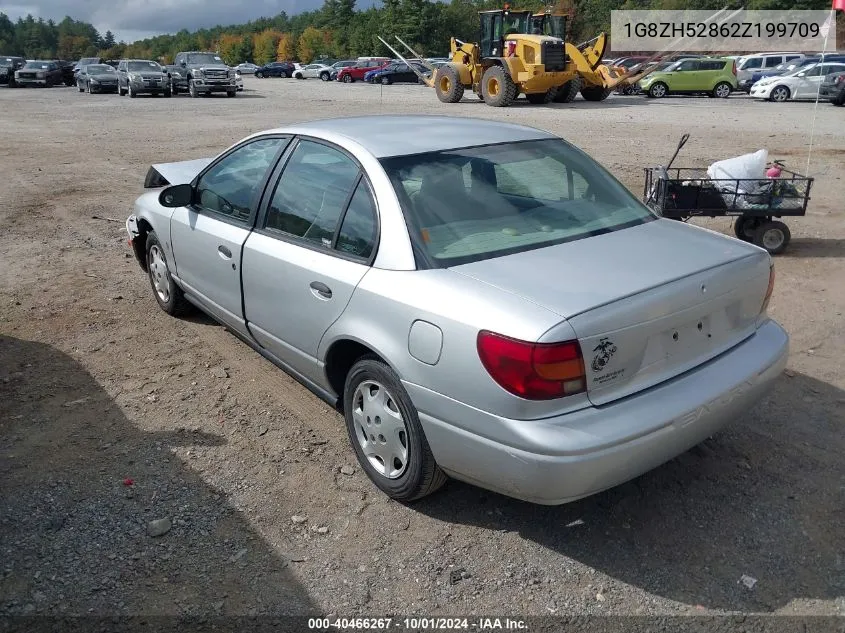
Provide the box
[1,77,844,621]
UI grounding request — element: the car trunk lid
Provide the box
[452,219,772,406]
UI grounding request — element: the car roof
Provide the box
[264,115,556,158]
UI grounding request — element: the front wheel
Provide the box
[754,220,791,255]
[320,72,330,81]
[255,71,264,78]
[712,81,732,98]
[78,82,84,93]
[733,216,761,242]
[128,83,137,98]
[434,64,464,103]
[769,85,790,102]
[343,357,447,502]
[226,89,236,97]
[343,74,353,83]
[648,82,668,98]
[118,85,126,96]
[381,75,392,85]
[188,79,198,98]
[145,231,192,316]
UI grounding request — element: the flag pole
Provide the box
[807,6,837,175]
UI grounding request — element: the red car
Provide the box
[336,59,391,83]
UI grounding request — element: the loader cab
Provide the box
[479,7,532,58]
[531,12,567,39]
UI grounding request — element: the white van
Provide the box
[735,52,804,90]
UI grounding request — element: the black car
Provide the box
[370,61,428,85]
[820,71,845,106]
[0,56,25,87]
[254,61,295,78]
[54,60,76,86]
[76,63,120,93]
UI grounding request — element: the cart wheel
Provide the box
[753,221,791,255]
[733,216,761,242]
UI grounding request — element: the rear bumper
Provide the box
[407,319,788,505]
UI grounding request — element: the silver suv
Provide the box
[736,52,804,91]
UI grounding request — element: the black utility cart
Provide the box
[642,137,813,255]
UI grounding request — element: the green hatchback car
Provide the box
[639,58,738,98]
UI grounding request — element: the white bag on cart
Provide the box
[707,149,770,209]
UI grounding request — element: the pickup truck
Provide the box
[165,51,237,98]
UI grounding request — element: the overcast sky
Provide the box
[3,0,340,43]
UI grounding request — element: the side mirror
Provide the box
[159,183,193,208]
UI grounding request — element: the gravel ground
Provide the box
[1,77,844,621]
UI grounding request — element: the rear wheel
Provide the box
[255,71,264,78]
[343,356,447,502]
[648,82,668,98]
[832,93,845,106]
[733,216,761,242]
[769,85,790,102]
[320,72,330,81]
[285,71,292,78]
[434,64,464,103]
[553,75,581,103]
[481,65,517,107]
[712,81,732,98]
[754,220,791,255]
[381,75,392,85]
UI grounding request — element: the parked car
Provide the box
[236,62,258,74]
[327,59,356,81]
[735,52,803,91]
[74,56,102,70]
[234,69,243,91]
[639,57,737,98]
[254,61,295,78]
[616,56,699,94]
[14,60,63,87]
[55,60,76,86]
[125,115,787,505]
[76,63,120,93]
[337,59,391,83]
[117,59,171,97]
[745,54,845,92]
[819,70,845,105]
[165,51,237,97]
[293,63,333,79]
[367,61,428,84]
[750,61,845,102]
[0,55,25,86]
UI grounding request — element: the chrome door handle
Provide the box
[309,281,332,299]
[218,245,232,259]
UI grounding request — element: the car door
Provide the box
[241,138,378,382]
[169,136,291,334]
[671,59,699,91]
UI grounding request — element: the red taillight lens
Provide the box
[760,264,775,314]
[836,75,845,84]
[477,331,586,400]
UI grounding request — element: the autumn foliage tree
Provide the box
[297,26,334,63]
[276,32,296,61]
[253,29,283,65]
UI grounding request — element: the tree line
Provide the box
[1,0,840,67]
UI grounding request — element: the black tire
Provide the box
[753,220,791,255]
[580,86,612,101]
[481,65,517,107]
[712,81,732,98]
[171,85,179,95]
[285,71,292,78]
[188,79,198,98]
[255,71,264,78]
[525,90,553,104]
[343,356,447,502]
[320,72,329,81]
[381,75,392,85]
[553,75,581,103]
[769,85,790,102]
[295,73,303,79]
[164,88,172,98]
[118,85,126,96]
[226,89,236,97]
[434,64,464,103]
[128,83,137,98]
[145,231,192,316]
[343,74,353,83]
[733,216,761,242]
[832,95,844,106]
[86,81,91,94]
[648,82,668,98]
[77,82,84,93]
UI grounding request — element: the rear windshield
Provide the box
[381,138,655,267]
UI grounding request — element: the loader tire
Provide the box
[434,64,464,103]
[580,86,612,101]
[525,89,555,104]
[553,75,581,103]
[481,65,517,107]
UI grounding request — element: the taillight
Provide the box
[836,75,845,84]
[760,264,775,315]
[477,331,586,400]
[732,60,737,75]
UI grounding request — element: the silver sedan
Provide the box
[126,116,788,505]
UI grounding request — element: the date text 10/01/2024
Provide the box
[308,618,528,630]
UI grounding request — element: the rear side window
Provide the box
[381,138,655,267]
[700,60,727,71]
[264,140,360,248]
[763,56,782,68]
[741,57,762,69]
[336,181,377,259]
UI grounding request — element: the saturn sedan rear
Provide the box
[125,115,788,505]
